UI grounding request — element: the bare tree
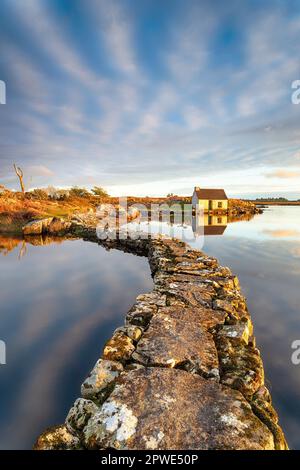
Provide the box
[13,164,25,193]
[18,240,27,260]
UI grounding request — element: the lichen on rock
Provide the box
[34,231,287,451]
[83,399,138,449]
[133,306,219,377]
[34,424,81,450]
[66,398,99,434]
[82,368,275,450]
[103,331,135,363]
[81,359,124,401]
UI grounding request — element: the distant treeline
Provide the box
[254,197,300,202]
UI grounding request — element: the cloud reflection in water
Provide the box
[0,238,152,449]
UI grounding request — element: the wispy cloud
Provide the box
[265,169,300,179]
[1,0,300,196]
[89,0,139,77]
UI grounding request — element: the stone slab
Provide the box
[83,368,275,450]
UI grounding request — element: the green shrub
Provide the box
[69,186,91,198]
[26,189,49,200]
[91,186,109,198]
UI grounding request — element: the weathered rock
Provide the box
[218,322,252,345]
[22,217,70,235]
[126,302,157,327]
[81,359,124,401]
[155,272,217,287]
[96,204,114,218]
[132,307,219,377]
[47,217,71,234]
[103,331,135,363]
[217,336,264,398]
[193,305,227,331]
[115,325,143,342]
[213,298,236,315]
[132,306,219,377]
[22,218,53,235]
[136,292,167,306]
[163,281,216,308]
[83,368,275,450]
[250,396,288,450]
[35,233,287,451]
[127,207,140,219]
[34,425,81,450]
[66,398,99,434]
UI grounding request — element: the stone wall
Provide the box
[34,229,288,450]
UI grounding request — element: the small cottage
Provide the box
[192,186,228,212]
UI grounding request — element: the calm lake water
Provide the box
[126,205,300,449]
[0,238,153,449]
[0,206,299,449]
[203,207,300,450]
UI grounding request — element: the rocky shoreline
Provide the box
[228,199,263,217]
[33,221,287,451]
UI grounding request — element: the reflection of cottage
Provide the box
[192,213,228,236]
[192,187,228,212]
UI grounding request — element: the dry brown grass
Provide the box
[0,190,103,233]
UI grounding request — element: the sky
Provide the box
[1,0,300,198]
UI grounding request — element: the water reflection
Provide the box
[0,236,23,256]
[123,211,252,245]
[192,214,228,236]
[1,206,300,449]
[202,233,300,449]
[0,235,74,256]
[125,206,300,449]
[0,237,153,449]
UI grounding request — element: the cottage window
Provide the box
[218,202,222,208]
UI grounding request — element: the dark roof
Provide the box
[204,225,227,236]
[194,188,228,200]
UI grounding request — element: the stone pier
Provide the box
[34,228,288,450]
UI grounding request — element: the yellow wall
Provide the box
[204,214,228,225]
[196,200,228,211]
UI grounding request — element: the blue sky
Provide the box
[1,0,300,197]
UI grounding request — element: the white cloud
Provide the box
[88,0,139,78]
[166,4,217,84]
[27,165,54,177]
[265,169,300,179]
[1,0,300,198]
[183,105,209,130]
[10,0,106,90]
[236,10,299,117]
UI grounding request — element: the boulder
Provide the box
[66,398,99,434]
[47,217,71,234]
[83,368,275,450]
[81,359,124,401]
[132,306,219,377]
[103,331,135,363]
[22,218,53,235]
[218,322,252,345]
[217,336,264,398]
[127,206,140,220]
[22,217,70,235]
[34,425,81,450]
[125,292,166,329]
